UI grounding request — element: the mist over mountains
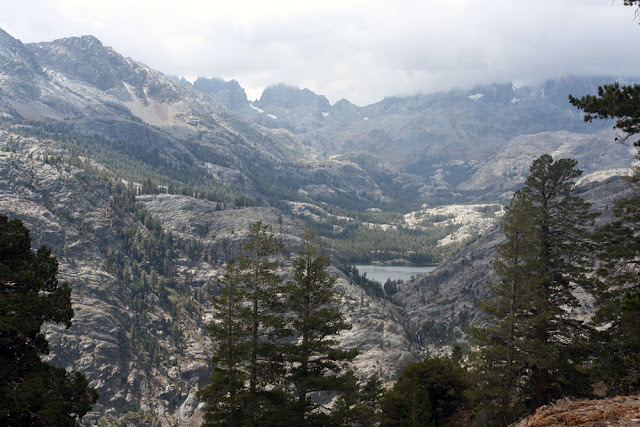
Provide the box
[0,27,637,424]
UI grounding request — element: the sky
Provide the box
[0,0,639,106]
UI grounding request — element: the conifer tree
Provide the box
[237,221,286,420]
[199,259,250,426]
[516,155,597,411]
[470,194,538,426]
[0,214,98,426]
[379,356,469,427]
[473,155,597,421]
[281,229,357,424]
[569,82,640,144]
[590,170,640,394]
[568,11,640,391]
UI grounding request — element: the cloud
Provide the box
[1,0,639,105]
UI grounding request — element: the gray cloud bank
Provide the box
[1,0,638,106]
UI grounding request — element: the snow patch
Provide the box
[249,103,264,113]
[468,93,484,101]
[363,117,369,121]
[511,98,519,104]
[322,112,329,117]
[267,113,277,120]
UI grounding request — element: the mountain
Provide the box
[1,31,419,212]
[188,75,637,196]
[0,29,419,424]
[0,26,638,425]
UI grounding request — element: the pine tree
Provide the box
[199,259,250,426]
[0,214,98,426]
[470,194,538,426]
[200,221,287,424]
[379,356,469,427]
[473,155,597,421]
[237,221,286,420]
[517,155,597,410]
[569,82,640,144]
[591,170,640,394]
[281,229,358,424]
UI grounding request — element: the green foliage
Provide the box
[469,194,539,425]
[472,155,597,423]
[201,225,361,425]
[384,278,399,296]
[569,82,640,144]
[0,214,98,426]
[282,230,358,423]
[236,222,287,420]
[591,180,640,394]
[328,225,460,265]
[199,259,251,426]
[201,222,288,423]
[380,356,470,426]
[341,264,385,300]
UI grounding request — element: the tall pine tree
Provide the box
[470,194,538,426]
[200,221,287,425]
[238,221,286,420]
[281,229,357,424]
[591,170,640,394]
[199,259,250,426]
[517,155,597,411]
[473,155,597,422]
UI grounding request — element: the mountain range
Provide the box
[0,27,637,425]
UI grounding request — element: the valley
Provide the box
[0,26,638,425]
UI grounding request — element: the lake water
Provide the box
[354,264,437,283]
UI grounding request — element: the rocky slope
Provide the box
[0,29,411,211]
[0,129,415,425]
[459,129,636,193]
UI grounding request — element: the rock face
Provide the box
[192,77,254,116]
[0,28,408,208]
[459,129,636,193]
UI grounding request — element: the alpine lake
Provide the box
[354,264,437,284]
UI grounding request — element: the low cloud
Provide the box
[1,0,638,105]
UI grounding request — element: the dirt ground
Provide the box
[511,396,640,426]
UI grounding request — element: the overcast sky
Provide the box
[1,0,639,106]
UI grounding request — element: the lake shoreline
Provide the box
[354,264,438,283]
[368,258,439,267]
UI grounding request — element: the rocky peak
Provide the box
[193,77,250,113]
[257,83,331,112]
[330,98,362,122]
[28,35,130,91]
[0,27,36,63]
[0,27,43,100]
